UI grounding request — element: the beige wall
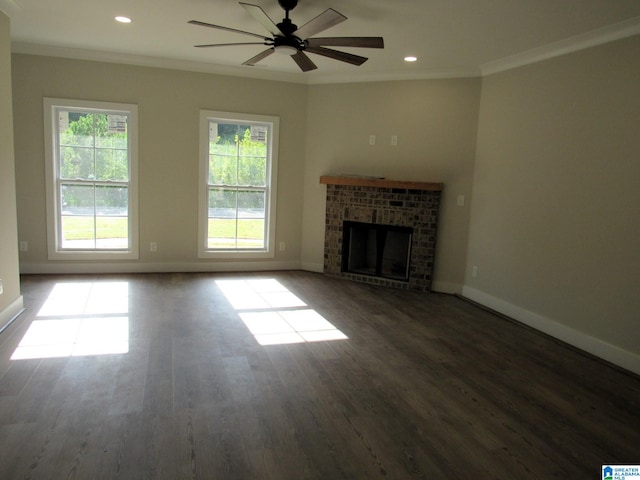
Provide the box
[9,35,639,372]
[0,12,22,327]
[301,79,482,292]
[467,35,640,369]
[12,55,308,272]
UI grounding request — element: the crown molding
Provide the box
[11,42,309,84]
[306,67,481,85]
[0,0,19,18]
[481,16,640,76]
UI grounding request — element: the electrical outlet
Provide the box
[19,241,28,251]
[279,242,286,251]
[472,266,478,277]
[0,278,3,295]
[150,242,157,252]
[369,135,376,145]
[457,195,465,207]
[391,135,398,146]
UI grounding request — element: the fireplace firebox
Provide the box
[342,221,413,281]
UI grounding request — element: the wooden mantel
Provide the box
[320,175,443,191]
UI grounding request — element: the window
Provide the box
[44,98,138,260]
[199,110,279,258]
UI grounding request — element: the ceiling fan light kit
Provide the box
[189,0,384,72]
[274,44,298,55]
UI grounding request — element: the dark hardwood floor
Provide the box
[0,271,638,479]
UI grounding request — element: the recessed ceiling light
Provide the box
[115,16,132,24]
[404,56,418,62]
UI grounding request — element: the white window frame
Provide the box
[43,98,139,260]
[198,110,279,259]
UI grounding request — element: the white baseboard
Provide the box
[462,286,640,376]
[300,262,324,273]
[19,260,301,275]
[0,295,24,334]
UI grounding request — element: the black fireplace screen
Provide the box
[342,221,413,281]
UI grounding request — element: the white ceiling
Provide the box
[3,0,640,84]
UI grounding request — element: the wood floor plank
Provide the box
[10,357,68,424]
[0,358,41,397]
[0,271,638,479]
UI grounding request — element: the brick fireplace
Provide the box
[321,176,443,292]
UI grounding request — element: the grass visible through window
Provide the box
[208,218,265,249]
[60,216,264,244]
[62,216,128,240]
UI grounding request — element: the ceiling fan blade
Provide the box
[291,51,317,72]
[305,46,368,66]
[195,42,270,48]
[188,20,267,41]
[242,48,275,66]
[306,37,384,49]
[240,3,283,36]
[293,8,346,40]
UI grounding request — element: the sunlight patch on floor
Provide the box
[11,282,129,360]
[216,279,348,346]
[216,278,307,310]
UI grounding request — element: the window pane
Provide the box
[95,186,128,249]
[60,112,94,147]
[209,154,237,185]
[60,184,95,248]
[61,184,94,214]
[236,219,265,248]
[95,114,128,149]
[96,148,128,181]
[60,146,94,180]
[211,123,239,155]
[96,185,128,215]
[96,217,128,249]
[238,190,265,218]
[237,190,265,248]
[238,130,267,157]
[208,188,236,249]
[61,215,95,248]
[208,188,236,211]
[210,141,237,156]
[208,218,237,249]
[238,156,266,186]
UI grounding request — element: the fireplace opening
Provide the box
[342,221,413,281]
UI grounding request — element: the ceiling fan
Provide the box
[188,0,384,72]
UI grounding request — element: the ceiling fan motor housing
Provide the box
[276,17,298,36]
